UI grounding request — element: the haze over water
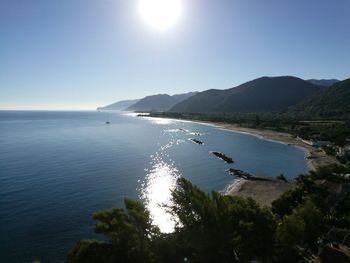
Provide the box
[0,111,307,262]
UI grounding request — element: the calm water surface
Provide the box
[0,111,308,262]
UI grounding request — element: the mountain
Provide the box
[126,92,197,112]
[307,79,339,87]
[170,76,322,113]
[97,99,140,110]
[290,78,350,118]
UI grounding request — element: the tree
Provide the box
[66,240,115,263]
[275,213,305,262]
[67,199,159,263]
[168,178,277,262]
[272,187,304,217]
[275,200,323,262]
[67,176,336,263]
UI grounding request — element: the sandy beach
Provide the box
[207,122,339,205]
[227,179,296,207]
[190,121,338,205]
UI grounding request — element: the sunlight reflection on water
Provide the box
[139,119,187,232]
[141,159,180,233]
[140,125,183,233]
[147,117,175,125]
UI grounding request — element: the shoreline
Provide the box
[206,122,339,172]
[150,116,338,171]
[147,115,339,205]
[184,120,338,203]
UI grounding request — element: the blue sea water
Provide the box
[0,111,308,262]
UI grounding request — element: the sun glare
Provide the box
[138,0,183,32]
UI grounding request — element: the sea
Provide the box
[0,110,308,263]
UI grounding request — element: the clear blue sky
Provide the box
[1,0,349,110]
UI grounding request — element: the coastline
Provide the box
[158,117,338,171]
[207,122,339,172]
[188,120,339,204]
[148,115,339,205]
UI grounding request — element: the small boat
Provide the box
[105,114,111,124]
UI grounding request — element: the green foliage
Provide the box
[291,78,350,119]
[278,213,306,247]
[67,166,350,263]
[66,240,115,263]
[272,187,304,217]
[270,164,350,218]
[67,178,277,263]
[275,200,323,262]
[169,178,277,262]
[326,192,350,229]
[67,199,159,263]
[294,200,324,247]
[310,164,350,183]
[275,213,305,262]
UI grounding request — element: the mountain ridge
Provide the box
[126,92,198,112]
[97,99,140,111]
[289,78,350,118]
[170,76,323,113]
[306,79,339,87]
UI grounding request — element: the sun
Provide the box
[138,0,183,32]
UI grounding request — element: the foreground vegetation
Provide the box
[66,165,350,263]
